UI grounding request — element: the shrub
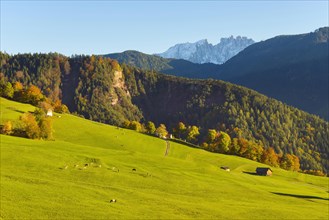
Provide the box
[20,113,40,139]
[39,117,53,140]
[1,121,13,135]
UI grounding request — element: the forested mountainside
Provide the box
[217,27,329,120]
[104,50,221,78]
[107,28,329,120]
[1,52,328,173]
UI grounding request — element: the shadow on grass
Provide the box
[6,107,25,114]
[242,171,258,176]
[15,109,26,114]
[271,192,329,201]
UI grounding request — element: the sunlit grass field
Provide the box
[1,97,328,219]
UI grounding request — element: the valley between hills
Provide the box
[0,27,328,220]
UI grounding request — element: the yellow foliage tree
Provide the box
[26,85,44,105]
[20,113,40,139]
[1,121,13,135]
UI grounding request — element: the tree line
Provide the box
[123,120,303,173]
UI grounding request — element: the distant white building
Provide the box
[46,109,53,117]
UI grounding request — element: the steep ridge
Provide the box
[213,27,329,120]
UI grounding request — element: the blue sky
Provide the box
[1,1,328,55]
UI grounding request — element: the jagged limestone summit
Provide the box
[157,36,255,64]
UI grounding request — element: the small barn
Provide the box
[46,109,53,117]
[220,166,230,172]
[256,167,272,176]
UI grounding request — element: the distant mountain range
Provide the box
[104,27,329,120]
[156,36,255,64]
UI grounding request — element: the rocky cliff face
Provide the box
[157,36,255,64]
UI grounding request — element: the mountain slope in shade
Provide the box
[108,28,329,120]
[218,27,329,120]
[104,50,222,78]
[157,36,255,64]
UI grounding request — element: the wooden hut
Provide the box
[220,166,230,172]
[256,167,272,176]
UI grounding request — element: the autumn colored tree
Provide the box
[302,170,325,176]
[237,138,249,156]
[0,81,14,98]
[207,129,217,143]
[201,142,209,150]
[26,85,44,105]
[280,154,300,171]
[174,122,187,139]
[145,121,156,134]
[13,81,24,100]
[53,99,62,112]
[53,100,70,113]
[123,120,131,129]
[292,154,300,171]
[1,121,13,135]
[186,126,200,143]
[39,101,52,114]
[58,104,69,113]
[20,113,40,139]
[261,147,279,167]
[129,121,142,132]
[242,140,263,161]
[13,81,23,91]
[39,117,53,140]
[229,138,241,155]
[217,131,231,153]
[156,124,168,138]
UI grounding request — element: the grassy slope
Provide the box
[1,97,328,219]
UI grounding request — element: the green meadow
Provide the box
[1,97,328,219]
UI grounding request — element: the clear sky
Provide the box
[1,0,328,56]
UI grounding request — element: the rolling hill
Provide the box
[1,98,328,219]
[1,53,328,174]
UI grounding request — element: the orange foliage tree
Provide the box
[261,147,279,167]
[26,85,44,105]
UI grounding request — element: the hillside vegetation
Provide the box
[105,28,329,120]
[105,50,221,78]
[0,52,328,174]
[1,98,328,219]
[218,27,329,120]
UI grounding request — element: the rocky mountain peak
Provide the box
[157,36,255,64]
